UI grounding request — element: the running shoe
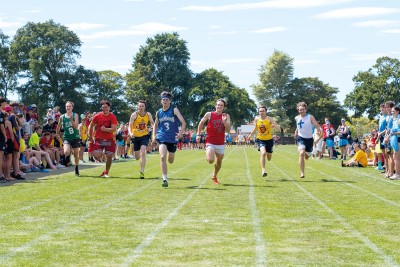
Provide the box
[262,171,267,177]
[162,180,168,187]
[389,174,400,180]
[140,171,144,179]
[212,177,219,185]
[75,166,79,176]
[100,170,109,178]
[57,163,65,168]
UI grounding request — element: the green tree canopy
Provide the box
[344,56,400,119]
[87,70,130,123]
[0,31,18,99]
[251,50,294,133]
[285,77,347,127]
[10,20,85,115]
[125,32,192,116]
[189,68,256,128]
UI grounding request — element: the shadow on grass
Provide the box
[77,175,161,180]
[321,178,356,183]
[223,183,274,188]
[185,186,226,191]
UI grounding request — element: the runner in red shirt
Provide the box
[196,99,231,185]
[88,100,118,177]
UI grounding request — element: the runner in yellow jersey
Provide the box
[248,106,279,177]
[128,100,154,179]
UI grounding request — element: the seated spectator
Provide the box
[21,149,48,172]
[341,142,368,167]
[40,131,64,168]
[28,126,57,170]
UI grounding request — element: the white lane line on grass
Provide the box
[122,149,236,266]
[0,180,113,220]
[270,161,398,266]
[0,181,158,263]
[244,149,267,267]
[275,151,400,208]
[0,158,203,263]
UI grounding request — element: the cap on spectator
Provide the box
[341,118,345,121]
[31,104,37,108]
[4,106,12,112]
[47,108,52,111]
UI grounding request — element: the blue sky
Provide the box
[1,0,400,104]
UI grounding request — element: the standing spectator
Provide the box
[312,124,323,159]
[237,132,244,147]
[29,104,39,122]
[294,102,321,178]
[78,116,88,163]
[43,117,55,133]
[0,98,8,181]
[376,103,388,171]
[3,111,17,180]
[87,100,118,177]
[8,103,24,179]
[128,100,155,179]
[389,106,400,180]
[322,117,336,159]
[115,123,125,159]
[196,99,231,185]
[56,101,81,176]
[153,92,186,187]
[337,118,349,160]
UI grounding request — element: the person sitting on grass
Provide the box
[342,142,368,167]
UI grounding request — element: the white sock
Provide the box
[163,175,167,181]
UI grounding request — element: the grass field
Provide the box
[1,145,399,266]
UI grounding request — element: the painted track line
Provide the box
[0,157,204,262]
[275,151,400,208]
[122,149,237,266]
[270,160,398,266]
[244,149,267,267]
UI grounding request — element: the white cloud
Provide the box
[181,0,352,11]
[208,31,238,35]
[129,22,187,32]
[80,23,186,40]
[0,20,22,28]
[294,59,319,65]
[353,20,400,28]
[309,47,346,54]
[380,29,400,34]
[23,9,41,13]
[350,53,388,61]
[217,58,260,64]
[67,23,106,31]
[315,7,400,19]
[250,26,288,33]
[82,45,108,49]
[209,25,222,29]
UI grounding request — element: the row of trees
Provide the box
[0,20,255,127]
[1,20,399,134]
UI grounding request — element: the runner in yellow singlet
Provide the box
[248,106,280,177]
[128,100,154,179]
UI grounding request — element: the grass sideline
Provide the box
[0,145,399,266]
